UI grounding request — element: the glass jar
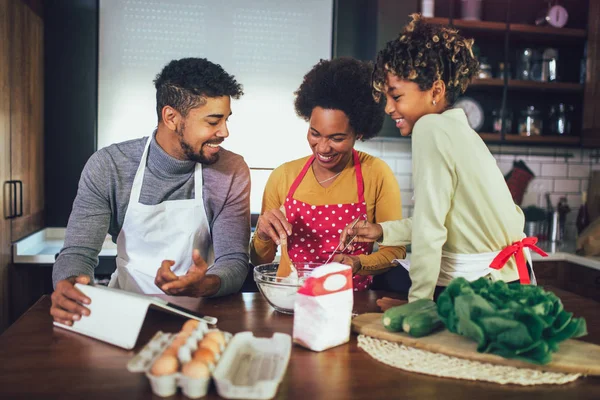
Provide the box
[492,108,513,133]
[518,48,533,80]
[518,106,542,136]
[549,103,568,136]
[478,58,493,79]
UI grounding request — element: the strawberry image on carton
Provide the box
[293,263,353,352]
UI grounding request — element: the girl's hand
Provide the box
[339,220,383,251]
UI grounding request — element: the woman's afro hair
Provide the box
[294,57,385,140]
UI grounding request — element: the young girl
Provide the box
[341,14,545,301]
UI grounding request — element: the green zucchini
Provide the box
[382,299,437,332]
[402,307,443,337]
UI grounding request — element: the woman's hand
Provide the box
[255,207,292,245]
[339,220,383,251]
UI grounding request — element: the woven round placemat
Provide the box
[357,334,581,386]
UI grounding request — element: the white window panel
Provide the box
[98,0,333,170]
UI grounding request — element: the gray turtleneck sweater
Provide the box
[52,135,251,297]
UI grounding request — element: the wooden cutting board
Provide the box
[352,313,600,376]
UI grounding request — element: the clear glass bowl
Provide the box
[253,262,321,314]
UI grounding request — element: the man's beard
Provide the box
[176,123,220,165]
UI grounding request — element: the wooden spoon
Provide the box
[276,237,294,278]
[276,205,296,278]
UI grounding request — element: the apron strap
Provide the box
[286,149,366,202]
[287,156,315,199]
[193,161,203,205]
[489,237,548,284]
[129,137,152,204]
[352,149,365,203]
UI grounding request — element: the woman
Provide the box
[341,15,545,301]
[250,57,406,291]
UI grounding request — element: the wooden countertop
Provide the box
[0,287,598,399]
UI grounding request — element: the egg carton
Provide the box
[213,332,292,400]
[127,324,232,399]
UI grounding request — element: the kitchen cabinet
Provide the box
[534,261,600,302]
[0,0,44,333]
[1,0,12,334]
[9,263,53,323]
[582,0,600,147]
[8,0,45,240]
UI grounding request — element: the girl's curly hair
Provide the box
[373,14,479,106]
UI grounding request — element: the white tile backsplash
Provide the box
[401,190,414,206]
[528,178,554,193]
[521,192,540,208]
[497,161,513,175]
[541,163,568,177]
[568,164,591,178]
[396,175,413,190]
[526,162,542,176]
[553,179,580,193]
[396,159,413,174]
[354,140,382,157]
[498,153,519,162]
[380,140,412,158]
[380,158,396,171]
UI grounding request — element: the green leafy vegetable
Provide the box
[437,277,587,364]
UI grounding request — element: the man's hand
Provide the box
[255,207,292,245]
[332,254,362,274]
[155,259,179,288]
[156,249,220,297]
[339,220,383,252]
[50,275,92,326]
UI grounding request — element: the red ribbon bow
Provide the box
[489,237,548,284]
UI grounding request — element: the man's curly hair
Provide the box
[294,57,385,140]
[373,14,479,106]
[154,58,243,121]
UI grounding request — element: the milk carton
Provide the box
[292,263,353,351]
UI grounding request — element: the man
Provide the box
[51,58,250,326]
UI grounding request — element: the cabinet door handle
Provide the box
[4,180,17,219]
[4,181,13,219]
[15,180,23,217]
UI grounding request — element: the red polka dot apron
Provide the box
[285,149,373,291]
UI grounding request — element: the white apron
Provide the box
[395,238,538,286]
[437,247,535,286]
[108,138,215,294]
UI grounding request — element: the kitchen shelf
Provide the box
[470,79,584,92]
[509,23,586,38]
[423,17,506,32]
[479,133,581,145]
[422,18,586,39]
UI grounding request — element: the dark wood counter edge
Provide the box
[4,294,49,335]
